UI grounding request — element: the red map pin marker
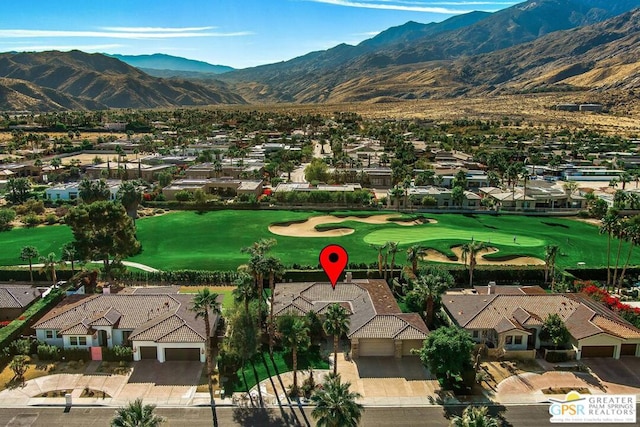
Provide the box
[320,245,348,289]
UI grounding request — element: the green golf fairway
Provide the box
[363,226,544,247]
[0,210,636,271]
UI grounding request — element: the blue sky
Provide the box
[0,0,519,69]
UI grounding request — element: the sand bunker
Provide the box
[422,246,545,266]
[269,214,430,238]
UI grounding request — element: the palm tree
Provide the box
[311,374,364,427]
[61,242,77,275]
[263,255,285,353]
[39,252,62,287]
[390,186,404,211]
[406,245,425,276]
[323,304,350,375]
[241,238,277,326]
[370,244,385,278]
[386,241,399,281]
[190,289,221,427]
[279,317,310,397]
[449,405,499,427]
[544,245,559,291]
[20,246,39,283]
[233,273,257,314]
[600,212,619,288]
[461,241,486,287]
[612,218,626,288]
[412,271,449,328]
[117,181,142,224]
[111,398,165,427]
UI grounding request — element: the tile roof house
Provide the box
[33,292,219,362]
[273,279,429,358]
[0,284,42,321]
[442,292,640,359]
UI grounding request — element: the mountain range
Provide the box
[0,0,639,110]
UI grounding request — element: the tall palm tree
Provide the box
[370,244,385,277]
[544,245,559,291]
[233,273,257,314]
[263,255,285,353]
[612,218,626,288]
[461,241,486,287]
[241,238,277,326]
[449,405,499,427]
[412,272,448,328]
[600,212,619,288]
[111,398,165,427]
[20,246,39,283]
[311,374,364,427]
[386,241,399,281]
[323,304,350,375]
[61,242,77,275]
[279,317,310,396]
[406,245,425,276]
[39,252,62,287]
[190,289,221,427]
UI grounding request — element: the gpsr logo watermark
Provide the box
[549,391,636,423]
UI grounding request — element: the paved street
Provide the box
[1,405,638,426]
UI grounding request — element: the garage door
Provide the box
[164,348,200,361]
[359,339,394,357]
[402,339,424,356]
[581,345,615,358]
[139,346,157,360]
[621,344,637,356]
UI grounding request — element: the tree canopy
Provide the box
[540,313,570,349]
[65,201,141,279]
[413,325,474,387]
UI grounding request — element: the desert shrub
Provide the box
[0,208,16,231]
[175,190,193,202]
[22,214,42,227]
[10,338,32,356]
[103,345,133,362]
[37,343,61,361]
[45,213,58,225]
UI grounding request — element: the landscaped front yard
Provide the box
[225,346,329,394]
[0,358,88,391]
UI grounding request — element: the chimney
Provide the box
[345,272,352,283]
[488,281,496,295]
[102,285,111,294]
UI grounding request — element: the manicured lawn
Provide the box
[179,286,235,310]
[0,210,636,270]
[230,346,329,393]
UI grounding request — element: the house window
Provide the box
[45,330,53,339]
[472,331,479,338]
[514,336,523,345]
[69,336,87,346]
[505,336,513,345]
[56,331,62,339]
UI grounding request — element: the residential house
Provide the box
[33,291,219,362]
[273,278,429,358]
[388,186,481,209]
[45,180,120,201]
[162,178,263,200]
[0,284,42,321]
[442,292,640,359]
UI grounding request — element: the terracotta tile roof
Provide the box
[444,293,640,341]
[274,280,428,340]
[34,294,216,344]
[0,285,41,308]
[60,322,93,335]
[473,285,545,295]
[157,324,204,343]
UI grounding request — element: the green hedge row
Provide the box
[0,268,74,283]
[124,269,241,285]
[0,291,64,358]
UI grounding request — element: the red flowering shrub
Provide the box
[581,285,640,328]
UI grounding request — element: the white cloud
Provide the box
[0,29,252,40]
[100,26,217,33]
[304,0,473,13]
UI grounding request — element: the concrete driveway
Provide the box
[351,357,439,400]
[127,361,204,386]
[582,357,640,392]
